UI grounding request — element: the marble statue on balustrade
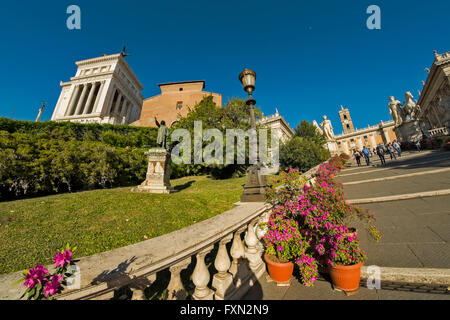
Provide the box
[389,93,422,142]
[402,91,421,120]
[313,116,338,155]
[320,115,335,141]
[388,96,404,127]
[132,117,174,194]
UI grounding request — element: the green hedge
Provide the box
[0,117,159,148]
[0,118,160,200]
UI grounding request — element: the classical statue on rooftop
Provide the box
[402,91,421,120]
[388,96,404,126]
[320,115,335,141]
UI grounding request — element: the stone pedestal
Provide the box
[240,165,267,202]
[325,140,339,156]
[394,119,423,142]
[132,148,175,194]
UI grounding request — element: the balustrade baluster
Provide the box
[192,246,214,300]
[212,234,234,300]
[167,257,191,300]
[245,219,265,279]
[130,274,156,300]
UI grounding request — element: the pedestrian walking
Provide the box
[362,146,370,166]
[393,140,402,157]
[354,150,361,166]
[387,143,397,160]
[376,145,386,166]
[415,139,421,152]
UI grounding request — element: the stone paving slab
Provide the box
[342,171,450,199]
[354,195,450,268]
[407,244,450,268]
[338,162,450,183]
[243,272,450,300]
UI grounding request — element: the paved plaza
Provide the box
[245,150,450,300]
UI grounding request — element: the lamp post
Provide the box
[238,68,267,202]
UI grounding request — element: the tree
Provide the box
[171,95,265,179]
[279,136,330,173]
[294,120,325,145]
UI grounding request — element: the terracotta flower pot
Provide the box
[264,253,294,284]
[328,261,363,292]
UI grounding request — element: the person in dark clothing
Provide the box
[376,146,386,166]
[354,150,361,166]
[361,147,370,166]
[387,143,397,160]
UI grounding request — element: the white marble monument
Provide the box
[389,92,423,142]
[51,53,144,125]
[314,116,339,155]
[132,148,175,194]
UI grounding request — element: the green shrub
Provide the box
[0,118,156,200]
[279,136,330,172]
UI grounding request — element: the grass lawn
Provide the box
[0,175,247,274]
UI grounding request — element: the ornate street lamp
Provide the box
[238,68,267,202]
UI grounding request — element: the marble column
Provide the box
[66,85,81,116]
[113,92,123,116]
[93,81,104,111]
[370,134,376,148]
[83,82,97,114]
[120,100,129,124]
[357,137,363,149]
[383,130,390,143]
[74,84,89,115]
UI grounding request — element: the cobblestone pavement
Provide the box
[339,150,450,269]
[244,150,450,300]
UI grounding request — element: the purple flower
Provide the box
[43,274,63,297]
[24,264,48,289]
[53,250,73,267]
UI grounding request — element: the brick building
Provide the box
[131,80,222,127]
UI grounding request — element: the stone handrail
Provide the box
[0,164,324,301]
[428,126,449,137]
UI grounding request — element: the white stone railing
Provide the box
[0,164,325,301]
[428,126,449,137]
[55,202,272,300]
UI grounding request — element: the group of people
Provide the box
[353,140,402,166]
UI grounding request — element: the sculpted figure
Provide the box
[155,116,170,149]
[388,96,404,126]
[403,91,421,119]
[320,115,335,141]
[312,120,323,135]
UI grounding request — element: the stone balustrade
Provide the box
[428,126,449,137]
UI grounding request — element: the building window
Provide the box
[343,115,347,120]
[346,124,350,130]
[176,101,183,110]
[179,88,183,91]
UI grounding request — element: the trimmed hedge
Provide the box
[0,117,158,148]
[0,118,160,200]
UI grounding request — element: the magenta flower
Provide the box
[53,250,73,267]
[43,274,63,297]
[24,264,48,289]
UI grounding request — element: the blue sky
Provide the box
[0,0,448,134]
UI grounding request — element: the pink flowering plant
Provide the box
[13,244,78,300]
[262,210,308,263]
[264,159,380,286]
[265,168,307,206]
[327,232,366,266]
